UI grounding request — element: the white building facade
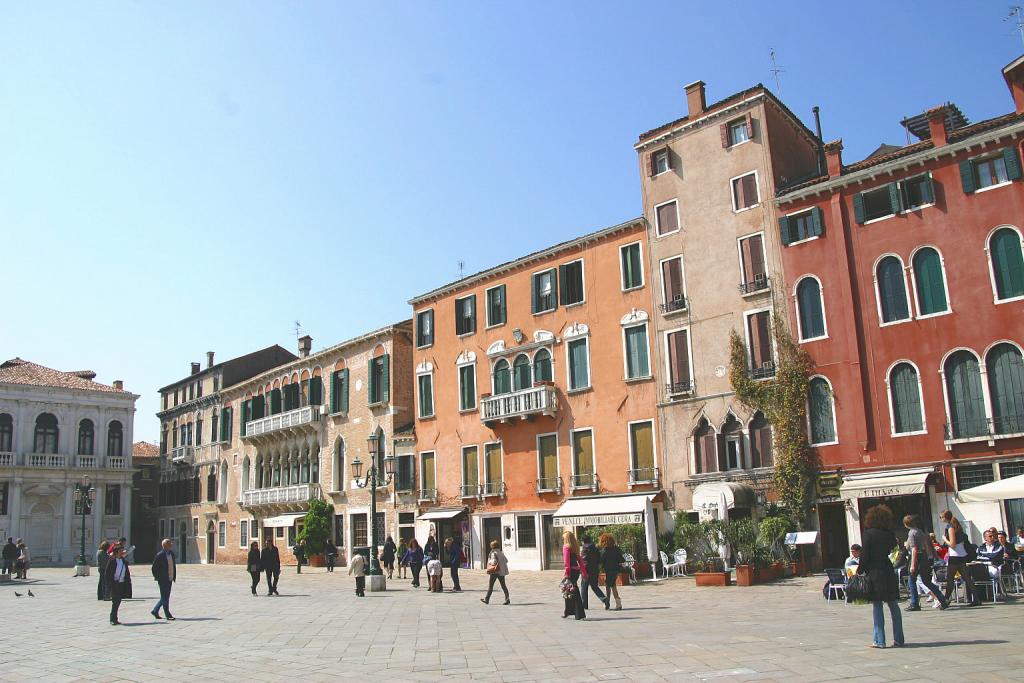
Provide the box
[0,358,138,565]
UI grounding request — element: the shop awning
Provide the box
[958,473,1024,503]
[418,506,467,521]
[262,513,306,528]
[839,467,933,499]
[552,494,655,527]
[691,481,757,511]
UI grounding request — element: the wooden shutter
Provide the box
[380,353,390,403]
[745,112,754,140]
[367,359,377,404]
[749,427,762,469]
[701,431,716,474]
[778,216,793,245]
[716,434,727,472]
[744,234,765,282]
[668,330,689,386]
[758,426,773,467]
[330,373,337,412]
[1003,146,1022,181]
[468,295,476,333]
[648,151,656,177]
[887,182,903,214]
[852,192,866,224]
[920,175,935,205]
[558,264,568,306]
[662,258,682,301]
[340,369,350,413]
[720,123,729,148]
[749,312,771,367]
[810,207,824,237]
[531,273,539,313]
[959,159,976,193]
[310,376,322,405]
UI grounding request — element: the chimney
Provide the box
[925,105,949,146]
[1003,55,1024,114]
[298,335,312,358]
[113,380,124,391]
[207,351,215,368]
[684,80,706,118]
[190,362,200,375]
[824,139,844,178]
[812,106,826,176]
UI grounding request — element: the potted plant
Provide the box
[726,519,761,586]
[689,519,729,586]
[297,498,332,568]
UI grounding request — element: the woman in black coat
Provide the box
[381,536,397,579]
[247,541,262,596]
[857,504,904,648]
[424,535,439,561]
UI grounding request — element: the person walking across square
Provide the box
[96,541,110,601]
[106,544,131,625]
[348,550,366,597]
[446,537,462,592]
[261,538,281,596]
[579,535,607,609]
[480,540,510,605]
[1,537,16,575]
[903,515,948,611]
[150,538,176,620]
[246,541,262,596]
[599,533,625,610]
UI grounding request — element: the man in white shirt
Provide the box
[844,544,861,575]
[105,545,131,625]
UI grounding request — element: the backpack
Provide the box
[963,539,978,562]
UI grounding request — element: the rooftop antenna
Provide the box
[1006,7,1024,47]
[293,320,303,339]
[458,260,465,279]
[769,48,786,92]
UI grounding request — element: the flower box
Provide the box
[735,564,756,586]
[694,571,730,587]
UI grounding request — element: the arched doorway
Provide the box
[206,521,216,564]
[27,501,56,562]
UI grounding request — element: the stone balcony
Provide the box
[241,483,320,509]
[480,386,558,423]
[0,452,129,469]
[171,445,194,465]
[243,405,322,441]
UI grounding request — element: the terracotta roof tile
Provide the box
[947,111,1024,142]
[0,357,128,393]
[132,441,160,458]
[842,140,934,173]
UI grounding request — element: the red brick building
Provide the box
[776,56,1024,567]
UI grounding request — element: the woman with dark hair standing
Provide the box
[247,541,262,596]
[96,541,110,601]
[381,535,397,579]
[403,538,424,588]
[424,535,439,562]
[561,531,587,620]
[857,504,904,648]
[939,509,979,607]
[599,533,624,610]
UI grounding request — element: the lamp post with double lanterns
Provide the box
[73,475,96,576]
[350,430,395,591]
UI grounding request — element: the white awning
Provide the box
[958,473,1024,503]
[418,507,467,521]
[691,481,757,511]
[552,494,655,527]
[262,513,306,528]
[839,467,933,499]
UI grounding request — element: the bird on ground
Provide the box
[27,589,34,597]
[14,592,22,597]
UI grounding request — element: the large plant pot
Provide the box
[735,564,756,586]
[694,571,730,587]
[634,561,652,580]
[308,555,325,568]
[790,560,808,577]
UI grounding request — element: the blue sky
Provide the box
[1,2,1019,441]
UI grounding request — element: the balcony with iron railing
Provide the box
[750,361,776,380]
[481,385,558,423]
[628,466,660,486]
[944,415,1024,444]
[570,473,598,492]
[244,405,321,439]
[659,295,688,315]
[461,483,481,499]
[665,380,693,399]
[242,483,321,507]
[418,488,438,503]
[481,481,506,498]
[536,476,562,494]
[739,274,771,296]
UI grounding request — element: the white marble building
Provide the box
[0,358,138,565]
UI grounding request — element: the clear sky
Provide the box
[2,2,1020,441]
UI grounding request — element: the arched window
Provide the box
[889,363,924,434]
[0,413,12,452]
[207,468,217,502]
[311,447,320,484]
[241,457,250,493]
[78,419,95,455]
[989,227,1024,301]
[272,458,281,487]
[748,411,773,468]
[986,343,1024,434]
[876,256,910,323]
[171,420,178,448]
[301,452,310,484]
[255,455,264,488]
[944,350,987,438]
[334,439,345,491]
[795,276,826,340]
[692,418,716,474]
[107,420,123,458]
[282,455,291,486]
[513,354,532,390]
[808,377,837,445]
[533,349,552,382]
[219,461,228,503]
[911,247,949,316]
[720,415,744,470]
[493,359,511,395]
[291,453,300,484]
[34,413,58,453]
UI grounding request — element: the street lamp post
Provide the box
[73,475,96,576]
[350,430,395,591]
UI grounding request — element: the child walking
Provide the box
[348,551,366,597]
[427,556,443,592]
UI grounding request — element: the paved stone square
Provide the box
[2,566,1023,682]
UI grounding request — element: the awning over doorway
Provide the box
[839,467,933,499]
[418,506,468,521]
[957,473,1024,503]
[262,513,306,528]
[691,481,757,511]
[552,493,655,527]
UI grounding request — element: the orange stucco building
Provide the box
[409,219,665,570]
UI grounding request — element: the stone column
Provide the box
[8,481,22,540]
[92,484,105,552]
[121,485,131,551]
[62,485,74,567]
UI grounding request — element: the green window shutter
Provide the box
[531,274,539,313]
[498,285,506,324]
[888,182,903,214]
[810,207,824,237]
[778,216,793,245]
[945,351,987,437]
[852,192,866,224]
[1003,146,1023,181]
[891,364,923,433]
[558,264,568,306]
[959,159,976,193]
[569,339,589,389]
[797,278,824,340]
[219,408,228,441]
[368,359,377,404]
[418,375,433,417]
[625,325,649,378]
[987,344,1024,434]
[381,353,390,403]
[309,376,322,405]
[991,228,1024,299]
[808,378,835,444]
[921,174,935,205]
[912,248,947,315]
[330,373,338,413]
[468,296,476,334]
[877,257,909,322]
[340,369,350,413]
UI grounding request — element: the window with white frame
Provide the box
[911,246,949,316]
[417,370,434,419]
[731,172,759,210]
[728,118,750,146]
[875,255,911,324]
[240,520,249,548]
[989,227,1024,301]
[461,446,479,498]
[888,362,925,435]
[808,377,837,445]
[486,285,506,327]
[629,420,656,483]
[665,328,692,396]
[655,199,679,236]
[483,442,503,496]
[651,148,670,175]
[532,269,557,314]
[738,234,768,293]
[660,256,686,312]
[620,242,644,290]
[420,451,436,499]
[745,310,774,378]
[795,276,827,341]
[218,520,226,547]
[571,428,595,489]
[567,337,590,391]
[455,295,476,336]
[458,363,476,411]
[415,309,434,348]
[559,259,585,306]
[623,323,651,379]
[537,433,558,492]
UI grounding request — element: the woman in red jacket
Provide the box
[561,531,587,621]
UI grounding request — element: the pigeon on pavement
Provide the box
[27,589,34,597]
[14,592,22,597]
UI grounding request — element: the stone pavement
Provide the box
[1,565,1023,682]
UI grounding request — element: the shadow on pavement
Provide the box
[579,617,640,621]
[174,617,223,622]
[903,639,1008,648]
[120,622,163,628]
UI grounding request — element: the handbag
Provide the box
[486,564,498,574]
[247,564,258,573]
[559,577,578,599]
[845,572,873,602]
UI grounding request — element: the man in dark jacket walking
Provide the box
[447,536,462,592]
[150,538,176,620]
[261,538,281,595]
[579,535,608,609]
[2,538,17,575]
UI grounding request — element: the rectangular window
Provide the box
[218,521,226,547]
[455,295,476,336]
[860,185,897,222]
[661,256,686,312]
[0,482,8,515]
[652,148,670,175]
[105,485,121,515]
[731,172,759,210]
[486,285,506,327]
[352,514,367,547]
[620,242,644,290]
[738,234,768,293]
[975,156,1009,189]
[901,173,934,209]
[1000,461,1024,479]
[516,515,537,549]
[559,259,585,306]
[532,269,557,314]
[459,364,477,411]
[462,446,479,497]
[537,434,558,491]
[956,464,996,490]
[729,118,750,145]
[781,208,824,245]
[746,310,775,378]
[725,435,742,470]
[623,323,651,379]
[483,442,503,496]
[420,452,436,498]
[571,429,595,489]
[567,338,590,391]
[213,376,220,392]
[415,309,434,348]
[417,373,434,418]
[276,527,284,539]
[240,520,248,548]
[655,200,679,236]
[629,420,656,475]
[192,517,199,537]
[666,329,692,395]
[395,454,414,492]
[368,355,390,405]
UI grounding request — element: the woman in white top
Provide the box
[480,540,510,605]
[939,510,979,607]
[15,540,29,579]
